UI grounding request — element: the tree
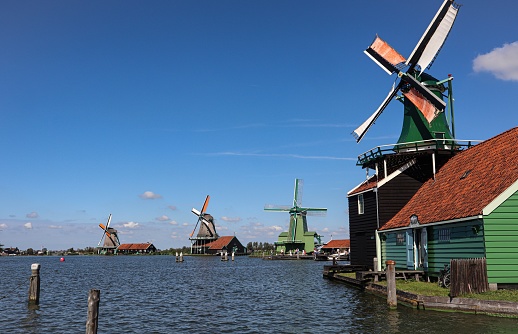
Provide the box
[26,248,34,255]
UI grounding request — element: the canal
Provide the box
[1,255,518,333]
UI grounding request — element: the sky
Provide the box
[1,0,517,251]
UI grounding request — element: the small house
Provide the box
[204,236,245,255]
[117,243,157,254]
[377,127,518,289]
[321,239,350,256]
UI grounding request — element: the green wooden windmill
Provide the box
[353,0,460,147]
[265,179,326,254]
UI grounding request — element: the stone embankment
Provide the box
[323,265,518,317]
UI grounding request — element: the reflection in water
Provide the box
[1,256,518,333]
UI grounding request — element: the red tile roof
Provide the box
[323,239,350,249]
[348,175,378,196]
[118,243,154,250]
[380,127,518,230]
[205,236,235,250]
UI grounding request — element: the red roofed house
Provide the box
[377,127,518,288]
[321,239,350,257]
[204,236,245,255]
[117,243,157,254]
[347,139,469,269]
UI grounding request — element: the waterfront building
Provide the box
[377,127,518,288]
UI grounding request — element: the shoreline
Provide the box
[323,266,518,318]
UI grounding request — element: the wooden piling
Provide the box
[386,260,397,308]
[232,252,235,261]
[28,263,41,306]
[179,252,184,262]
[85,289,100,334]
[373,257,379,282]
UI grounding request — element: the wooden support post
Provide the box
[85,289,100,334]
[232,252,235,261]
[175,252,179,262]
[179,252,183,262]
[373,257,379,282]
[386,260,397,308]
[28,263,41,306]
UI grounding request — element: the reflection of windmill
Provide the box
[353,0,460,146]
[189,195,219,254]
[265,179,326,254]
[97,214,120,254]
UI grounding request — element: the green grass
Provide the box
[335,273,518,302]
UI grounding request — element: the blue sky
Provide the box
[1,0,516,250]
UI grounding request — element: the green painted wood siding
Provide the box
[382,233,407,270]
[427,220,485,275]
[484,191,518,284]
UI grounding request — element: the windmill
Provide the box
[353,0,460,146]
[189,195,219,254]
[97,214,120,254]
[265,179,327,254]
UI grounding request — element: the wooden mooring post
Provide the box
[28,263,41,306]
[85,289,100,334]
[386,260,397,308]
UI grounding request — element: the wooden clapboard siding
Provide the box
[377,172,423,225]
[383,233,406,269]
[484,191,518,284]
[426,220,485,275]
[348,189,377,268]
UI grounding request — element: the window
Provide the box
[396,233,405,246]
[438,228,451,243]
[358,194,364,215]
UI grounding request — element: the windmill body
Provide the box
[97,214,121,255]
[265,179,326,254]
[189,195,219,254]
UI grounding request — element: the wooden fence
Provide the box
[450,258,489,297]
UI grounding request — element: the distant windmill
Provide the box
[353,0,460,145]
[97,214,120,254]
[265,179,326,254]
[189,195,219,254]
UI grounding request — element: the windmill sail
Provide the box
[353,84,398,142]
[406,0,460,73]
[364,35,406,75]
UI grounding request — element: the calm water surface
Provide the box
[1,256,518,333]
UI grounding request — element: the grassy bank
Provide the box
[336,273,518,302]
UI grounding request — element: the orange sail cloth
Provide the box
[369,36,406,67]
[403,87,440,124]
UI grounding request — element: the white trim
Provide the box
[375,230,382,271]
[380,215,482,233]
[377,158,416,188]
[483,179,518,216]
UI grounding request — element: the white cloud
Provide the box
[473,42,518,81]
[123,221,139,228]
[169,220,178,225]
[48,225,63,229]
[26,212,39,219]
[168,205,177,210]
[0,223,7,229]
[24,222,33,229]
[220,216,242,223]
[156,215,169,222]
[139,191,162,199]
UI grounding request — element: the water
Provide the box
[2,256,518,333]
